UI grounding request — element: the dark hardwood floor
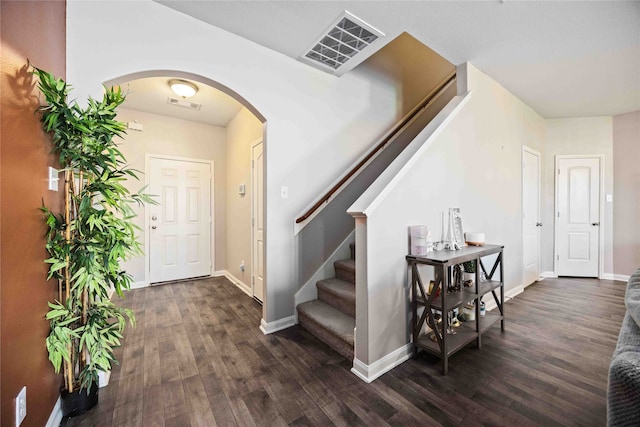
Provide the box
[61,275,626,426]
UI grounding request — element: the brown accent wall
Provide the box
[613,111,640,275]
[1,1,66,426]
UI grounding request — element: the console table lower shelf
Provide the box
[415,312,502,358]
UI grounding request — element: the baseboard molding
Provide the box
[259,316,296,335]
[213,270,252,297]
[295,230,355,307]
[130,280,149,290]
[540,271,557,279]
[98,370,111,388]
[46,397,62,427]
[351,344,413,383]
[602,273,630,282]
[484,284,524,312]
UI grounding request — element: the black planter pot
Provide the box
[61,385,98,418]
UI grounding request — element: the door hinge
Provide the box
[557,212,560,218]
[252,276,255,285]
[557,254,559,260]
[558,169,560,175]
[252,160,254,169]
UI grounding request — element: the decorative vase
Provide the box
[61,385,98,418]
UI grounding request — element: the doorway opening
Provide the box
[103,70,267,318]
[522,146,541,287]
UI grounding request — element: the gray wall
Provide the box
[613,110,640,275]
[541,118,614,276]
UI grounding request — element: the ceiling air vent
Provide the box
[167,97,202,111]
[301,11,384,75]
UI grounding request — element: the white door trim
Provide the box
[553,154,604,278]
[145,153,215,286]
[251,138,264,301]
[522,146,541,286]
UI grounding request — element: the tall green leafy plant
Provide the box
[34,67,153,393]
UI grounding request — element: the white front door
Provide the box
[149,157,212,283]
[522,147,541,287]
[556,157,601,277]
[252,141,264,302]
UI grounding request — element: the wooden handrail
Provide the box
[295,72,457,224]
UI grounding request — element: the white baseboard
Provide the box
[213,270,252,297]
[540,271,557,279]
[98,370,111,388]
[259,315,296,335]
[602,273,630,282]
[351,344,413,383]
[46,397,62,427]
[130,280,149,290]
[483,284,524,312]
[295,231,355,307]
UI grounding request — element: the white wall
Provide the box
[67,1,400,323]
[350,63,546,366]
[225,107,263,287]
[115,108,227,283]
[541,117,614,276]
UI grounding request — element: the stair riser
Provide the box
[335,267,355,284]
[318,288,355,317]
[298,312,354,360]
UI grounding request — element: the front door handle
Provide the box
[536,222,542,227]
[592,222,600,226]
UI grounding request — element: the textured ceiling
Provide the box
[157,0,640,118]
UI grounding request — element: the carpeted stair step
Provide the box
[349,242,356,260]
[297,300,354,359]
[317,278,355,317]
[334,258,355,284]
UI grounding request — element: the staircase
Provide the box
[297,243,356,359]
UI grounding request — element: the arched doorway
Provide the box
[104,70,267,321]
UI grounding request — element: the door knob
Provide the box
[536,222,542,227]
[151,215,157,221]
[151,225,157,229]
[592,222,600,226]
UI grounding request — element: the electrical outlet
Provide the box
[15,386,26,426]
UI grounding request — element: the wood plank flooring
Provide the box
[61,275,627,426]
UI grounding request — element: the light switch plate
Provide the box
[281,186,289,199]
[48,167,59,191]
[606,194,613,202]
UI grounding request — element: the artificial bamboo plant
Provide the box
[34,67,153,393]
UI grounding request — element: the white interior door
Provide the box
[149,157,212,283]
[556,157,600,277]
[252,141,264,302]
[522,147,541,287]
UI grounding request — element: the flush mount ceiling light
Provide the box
[168,79,198,98]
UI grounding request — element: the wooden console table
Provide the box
[406,244,504,374]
